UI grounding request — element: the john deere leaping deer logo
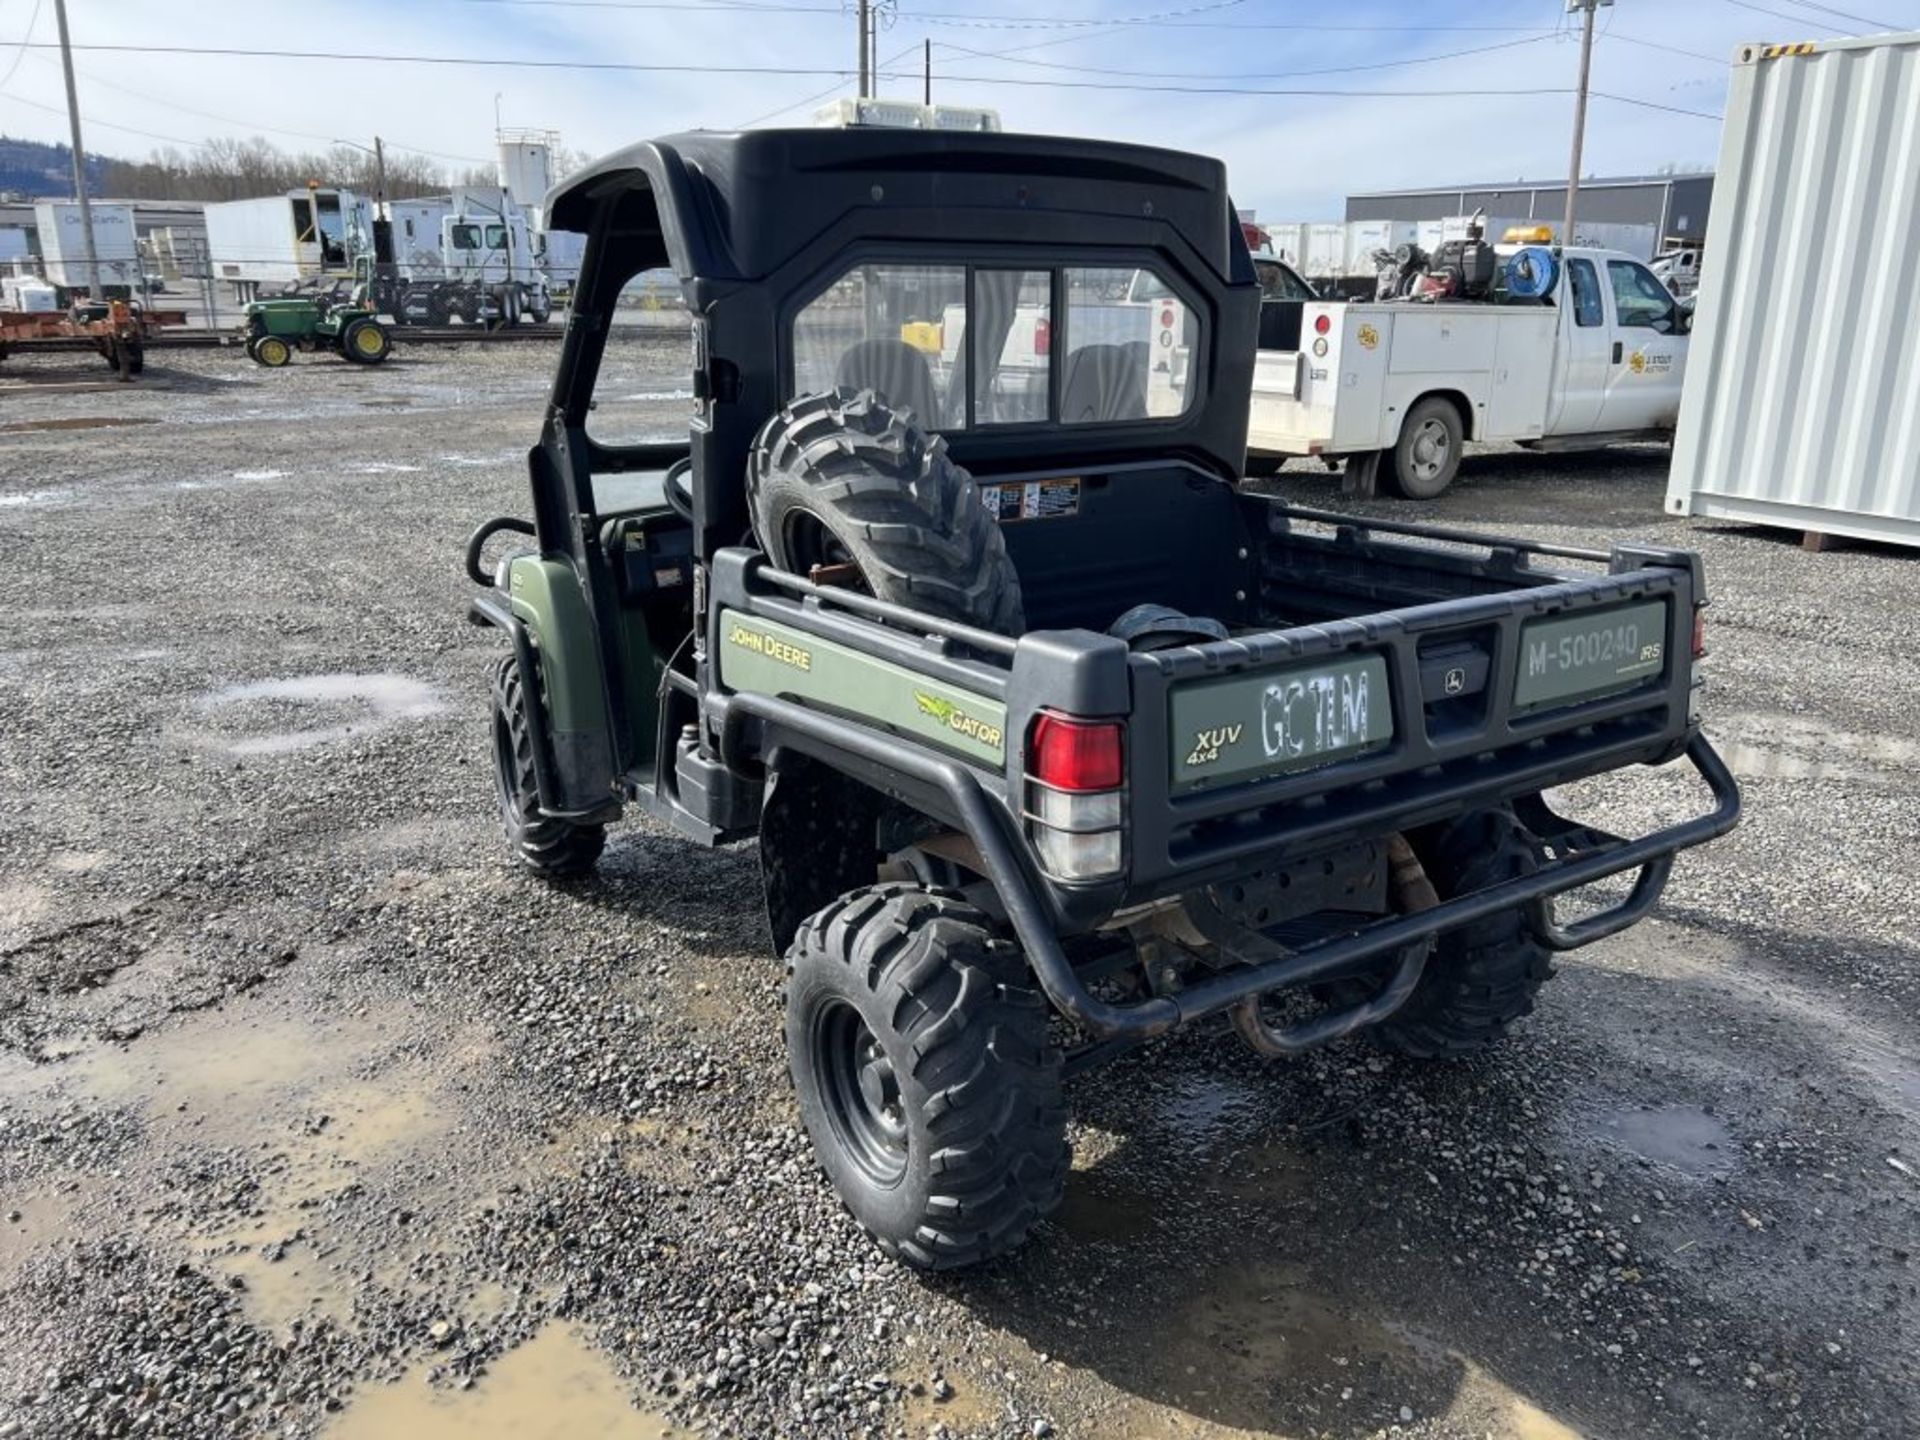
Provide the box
[914,691,1004,751]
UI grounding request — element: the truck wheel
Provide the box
[252,334,292,368]
[749,390,1025,634]
[489,653,606,879]
[342,318,391,365]
[1361,808,1553,1058]
[785,884,1068,1270]
[1386,397,1464,500]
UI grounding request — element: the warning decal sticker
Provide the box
[980,477,1081,523]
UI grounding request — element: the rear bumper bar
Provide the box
[729,689,1741,1044]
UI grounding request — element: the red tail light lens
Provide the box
[1313,312,1332,335]
[1029,713,1124,792]
[1692,609,1708,659]
[1034,316,1051,357]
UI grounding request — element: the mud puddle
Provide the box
[187,672,445,755]
[1587,1103,1735,1176]
[0,416,159,434]
[1710,714,1920,785]
[328,1323,673,1438]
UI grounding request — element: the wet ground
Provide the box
[1,342,1916,1438]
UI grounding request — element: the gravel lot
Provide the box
[1,340,1915,1439]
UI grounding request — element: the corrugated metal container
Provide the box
[1668,31,1920,547]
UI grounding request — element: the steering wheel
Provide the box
[664,457,695,522]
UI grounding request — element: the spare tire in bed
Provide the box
[747,388,1025,635]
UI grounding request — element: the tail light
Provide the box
[1313,312,1332,335]
[1691,607,1709,659]
[1033,316,1051,357]
[1026,712,1125,881]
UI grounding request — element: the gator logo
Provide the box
[1628,349,1648,375]
[914,691,1004,751]
[1356,323,1379,350]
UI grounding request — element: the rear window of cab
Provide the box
[789,262,1202,430]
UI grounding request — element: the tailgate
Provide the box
[1124,558,1698,893]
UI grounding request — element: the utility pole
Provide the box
[52,0,101,298]
[857,0,871,98]
[1561,0,1610,247]
[924,38,931,104]
[373,135,389,219]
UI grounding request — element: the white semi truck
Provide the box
[378,188,554,325]
[1248,244,1691,498]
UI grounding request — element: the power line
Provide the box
[1772,0,1897,29]
[933,68,1726,118]
[1606,32,1729,66]
[0,0,44,93]
[17,40,866,77]
[1,39,1723,121]
[12,53,491,163]
[2,90,219,150]
[737,38,922,127]
[930,31,1560,82]
[413,0,1563,32]
[1717,0,1848,32]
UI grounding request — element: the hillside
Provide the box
[0,134,112,199]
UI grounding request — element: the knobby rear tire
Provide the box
[1368,807,1554,1058]
[785,883,1068,1270]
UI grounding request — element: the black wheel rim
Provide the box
[783,511,870,593]
[811,999,908,1186]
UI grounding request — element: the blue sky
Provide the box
[2,0,1918,216]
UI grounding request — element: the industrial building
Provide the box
[1345,171,1715,250]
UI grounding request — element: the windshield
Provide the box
[1255,258,1316,302]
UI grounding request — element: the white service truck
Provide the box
[1247,246,1691,498]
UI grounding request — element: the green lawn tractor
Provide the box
[243,294,392,367]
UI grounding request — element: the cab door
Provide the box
[1598,257,1688,432]
[1548,256,1610,434]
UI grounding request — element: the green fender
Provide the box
[505,553,618,814]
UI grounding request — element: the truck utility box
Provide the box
[1252,302,1559,456]
[1666,30,1920,549]
[1250,243,1691,498]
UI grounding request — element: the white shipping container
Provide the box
[1667,32,1920,548]
[32,202,139,289]
[1261,222,1310,268]
[1303,223,1347,278]
[1345,219,1415,271]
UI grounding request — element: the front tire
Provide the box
[252,334,292,368]
[786,884,1068,1270]
[1367,807,1553,1058]
[489,654,605,879]
[749,389,1025,634]
[1385,396,1464,499]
